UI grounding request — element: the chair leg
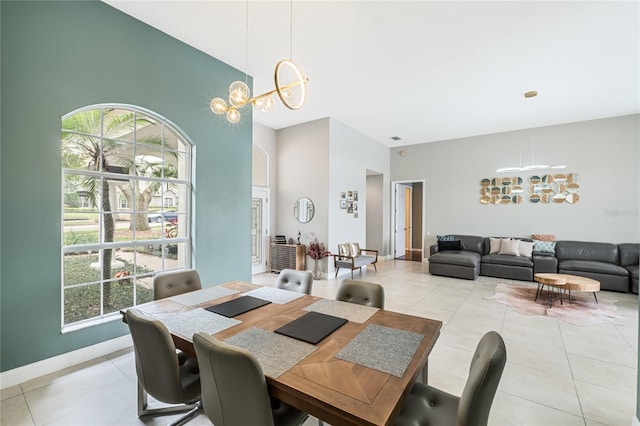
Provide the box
[335,267,339,278]
[137,382,199,420]
[373,262,377,272]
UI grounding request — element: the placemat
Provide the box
[275,312,348,344]
[242,286,306,304]
[168,286,238,306]
[335,324,424,377]
[225,327,316,378]
[304,299,379,323]
[158,308,240,340]
[205,296,271,317]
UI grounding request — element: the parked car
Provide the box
[147,211,178,223]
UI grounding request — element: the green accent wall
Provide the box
[1,0,252,371]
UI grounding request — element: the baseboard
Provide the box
[632,415,640,426]
[0,334,132,389]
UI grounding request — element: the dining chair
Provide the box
[277,268,313,295]
[193,332,309,426]
[393,331,507,426]
[153,268,202,300]
[125,308,201,425]
[335,279,385,308]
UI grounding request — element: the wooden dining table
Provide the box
[122,281,442,426]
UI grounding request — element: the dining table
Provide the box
[121,281,442,426]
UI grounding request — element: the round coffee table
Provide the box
[534,273,567,307]
[559,274,600,304]
[534,273,600,307]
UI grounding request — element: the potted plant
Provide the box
[307,237,331,280]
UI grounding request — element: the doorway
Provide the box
[251,187,269,274]
[393,180,425,261]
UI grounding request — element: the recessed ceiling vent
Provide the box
[390,136,402,141]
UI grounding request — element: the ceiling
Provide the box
[102,1,639,147]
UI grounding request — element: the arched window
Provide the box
[61,105,192,329]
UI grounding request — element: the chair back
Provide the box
[193,332,275,426]
[277,269,313,295]
[457,331,507,426]
[126,308,200,404]
[336,279,385,308]
[153,269,202,300]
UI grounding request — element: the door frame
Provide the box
[391,179,426,261]
[251,187,270,274]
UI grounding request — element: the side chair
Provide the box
[193,332,308,426]
[126,308,201,426]
[335,279,385,309]
[277,268,313,295]
[393,331,507,426]
[153,268,202,300]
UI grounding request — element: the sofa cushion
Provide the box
[555,241,619,264]
[482,254,533,268]
[519,241,534,258]
[534,240,556,254]
[438,240,462,251]
[489,238,501,254]
[499,239,520,256]
[558,259,628,277]
[429,251,481,268]
[338,243,350,257]
[619,243,639,267]
[532,234,555,241]
[349,242,361,257]
[627,265,639,279]
[437,235,455,241]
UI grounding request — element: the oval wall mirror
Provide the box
[294,197,315,223]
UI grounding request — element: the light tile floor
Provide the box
[1,260,638,426]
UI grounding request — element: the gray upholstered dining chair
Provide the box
[335,279,385,308]
[277,269,313,295]
[153,268,202,300]
[393,331,507,426]
[193,332,309,426]
[125,308,201,425]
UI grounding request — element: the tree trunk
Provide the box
[102,178,114,306]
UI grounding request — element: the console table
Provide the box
[271,244,306,272]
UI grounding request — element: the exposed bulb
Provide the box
[282,88,293,101]
[228,81,250,107]
[226,108,241,124]
[210,98,228,115]
[259,94,276,112]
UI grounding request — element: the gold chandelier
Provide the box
[210,59,308,124]
[210,0,308,124]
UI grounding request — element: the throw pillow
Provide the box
[499,238,520,256]
[489,237,501,254]
[533,240,556,254]
[338,243,350,257]
[349,242,361,257]
[437,234,455,241]
[531,234,555,242]
[519,241,534,258]
[438,240,462,251]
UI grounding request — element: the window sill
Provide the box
[61,311,122,334]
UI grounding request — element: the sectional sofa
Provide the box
[428,234,638,293]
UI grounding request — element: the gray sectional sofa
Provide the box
[428,235,638,293]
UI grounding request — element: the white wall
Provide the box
[367,174,384,254]
[328,119,391,265]
[390,114,640,249]
[253,122,278,238]
[276,119,330,256]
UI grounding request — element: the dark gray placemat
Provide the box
[225,327,317,378]
[335,324,424,377]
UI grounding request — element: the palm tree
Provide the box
[62,108,169,305]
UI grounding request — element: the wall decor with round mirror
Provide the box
[481,173,580,205]
[294,197,315,223]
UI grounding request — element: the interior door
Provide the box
[404,186,412,251]
[251,188,269,274]
[394,183,408,258]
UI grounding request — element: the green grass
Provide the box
[63,254,154,324]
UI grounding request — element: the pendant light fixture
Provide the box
[210,0,309,124]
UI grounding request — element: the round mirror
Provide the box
[294,197,315,223]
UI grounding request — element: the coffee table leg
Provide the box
[593,292,598,304]
[535,283,543,301]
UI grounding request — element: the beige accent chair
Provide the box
[393,331,507,426]
[125,308,201,425]
[334,242,378,278]
[153,269,202,300]
[336,279,385,309]
[193,332,308,426]
[277,269,313,295]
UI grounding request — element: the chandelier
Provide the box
[210,1,309,124]
[210,59,308,124]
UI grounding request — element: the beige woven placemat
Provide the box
[304,299,378,323]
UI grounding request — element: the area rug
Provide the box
[485,283,625,326]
